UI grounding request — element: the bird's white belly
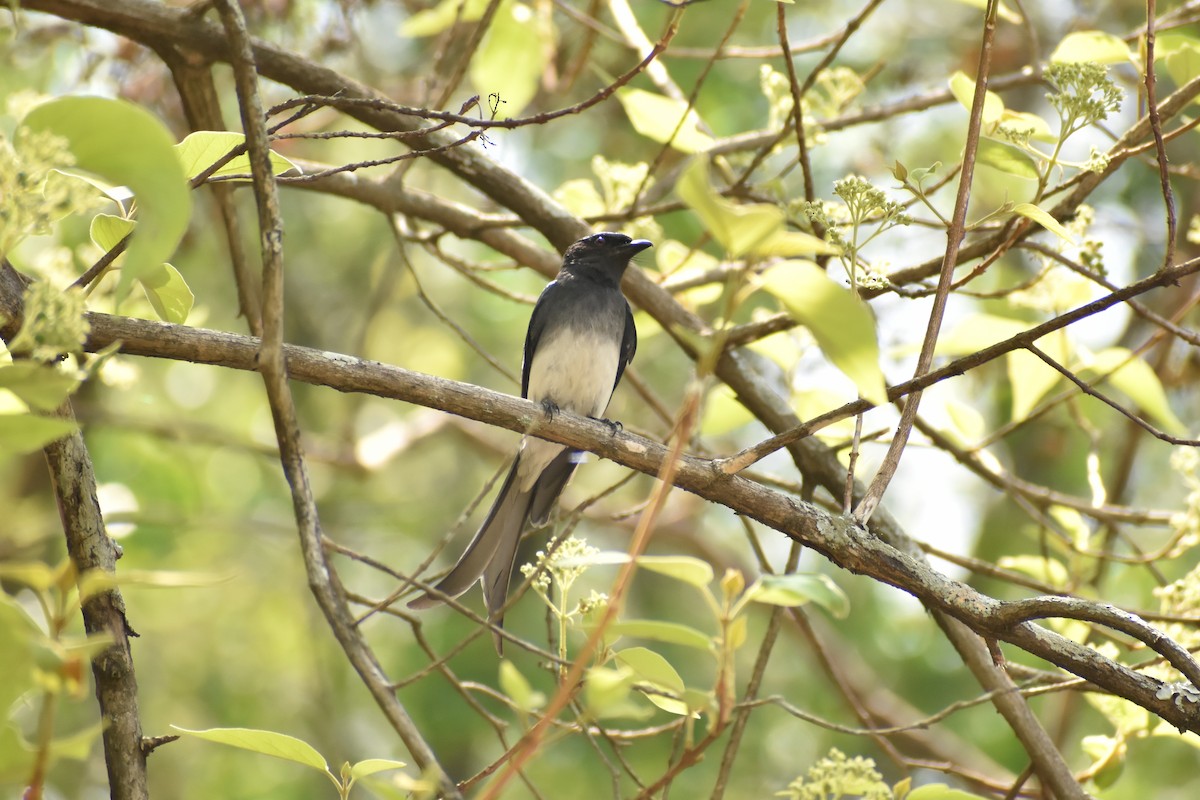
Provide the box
[527,329,620,418]
[517,329,620,490]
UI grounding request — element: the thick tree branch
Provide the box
[14,301,1185,735]
[209,2,460,795]
[0,265,148,799]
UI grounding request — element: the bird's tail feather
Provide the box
[528,449,577,525]
[407,459,532,612]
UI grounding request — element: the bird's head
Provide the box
[562,232,653,281]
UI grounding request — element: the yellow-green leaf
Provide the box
[948,71,1005,127]
[677,159,836,257]
[947,0,1022,24]
[975,138,1038,179]
[997,110,1058,143]
[0,413,77,455]
[754,228,840,258]
[1082,348,1186,435]
[22,97,191,305]
[583,665,649,720]
[701,384,755,436]
[1050,31,1133,65]
[936,313,1027,356]
[1011,202,1073,242]
[726,615,747,651]
[614,647,694,717]
[138,263,193,324]
[1008,332,1070,422]
[907,784,993,800]
[608,620,713,650]
[0,363,81,411]
[0,596,41,716]
[171,726,329,771]
[1159,33,1200,97]
[470,2,547,116]
[638,555,714,588]
[997,555,1070,589]
[349,759,407,781]
[499,660,545,712]
[90,213,135,252]
[400,0,490,37]
[174,131,299,181]
[561,551,714,587]
[47,721,105,762]
[745,573,850,618]
[761,260,887,405]
[618,88,715,155]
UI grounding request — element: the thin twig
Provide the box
[1143,0,1177,269]
[852,0,1000,525]
[211,2,461,795]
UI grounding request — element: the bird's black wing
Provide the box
[613,301,637,392]
[521,280,560,398]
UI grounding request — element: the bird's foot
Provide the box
[541,398,561,419]
[593,416,623,435]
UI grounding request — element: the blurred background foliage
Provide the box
[3,0,1200,798]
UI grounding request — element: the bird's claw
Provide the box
[594,417,623,435]
[541,399,560,419]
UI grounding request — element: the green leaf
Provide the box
[638,555,714,588]
[0,413,77,455]
[761,260,888,405]
[1158,33,1200,97]
[174,131,298,181]
[139,263,194,324]
[1010,202,1073,242]
[47,721,105,762]
[614,647,694,717]
[564,551,715,587]
[677,159,836,258]
[745,573,850,618]
[1049,31,1133,65]
[753,228,841,258]
[701,384,755,435]
[1080,734,1126,789]
[171,726,329,772]
[1081,347,1186,435]
[907,785,991,800]
[975,138,1038,179]
[89,215,193,323]
[22,97,191,305]
[936,313,1027,356]
[725,615,747,650]
[470,2,547,116]
[948,71,1005,127]
[0,362,81,411]
[997,555,1069,589]
[499,660,545,712]
[947,0,1021,23]
[0,596,41,716]
[349,758,408,780]
[942,399,986,445]
[0,561,59,590]
[583,665,650,720]
[1008,332,1070,421]
[997,110,1058,143]
[90,213,135,251]
[89,215,194,323]
[400,0,490,36]
[618,88,715,154]
[608,620,713,650]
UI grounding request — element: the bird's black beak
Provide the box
[621,239,654,258]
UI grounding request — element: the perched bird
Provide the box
[408,232,652,639]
